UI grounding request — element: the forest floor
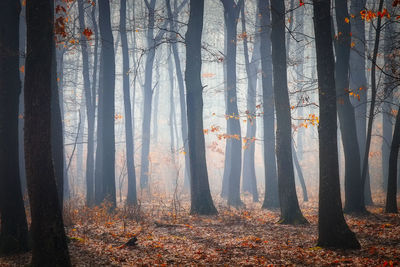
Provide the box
[1,193,400,266]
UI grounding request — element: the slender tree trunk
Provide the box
[382,0,395,191]
[259,0,279,208]
[361,0,384,207]
[185,0,217,215]
[241,2,259,202]
[0,0,29,255]
[313,0,360,249]
[334,0,366,212]
[221,0,243,207]
[270,0,306,224]
[87,0,98,206]
[120,0,137,205]
[98,0,116,207]
[166,0,191,190]
[24,0,71,264]
[292,144,308,202]
[385,104,400,213]
[140,0,156,190]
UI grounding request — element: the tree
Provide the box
[361,0,384,207]
[77,0,96,206]
[385,103,400,213]
[166,0,191,191]
[185,0,217,215]
[0,0,29,255]
[220,0,244,207]
[98,0,116,207]
[241,1,260,202]
[270,0,306,224]
[334,0,366,213]
[258,0,279,209]
[120,0,137,205]
[24,0,71,264]
[312,0,360,249]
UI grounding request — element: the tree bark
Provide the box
[361,0,384,208]
[24,0,71,264]
[185,0,217,215]
[313,0,360,249]
[98,0,116,207]
[385,104,400,213]
[0,0,29,255]
[241,1,259,202]
[270,0,306,224]
[221,0,244,207]
[334,0,366,212]
[259,0,279,209]
[120,0,137,205]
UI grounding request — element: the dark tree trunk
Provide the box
[241,2,259,202]
[88,0,98,206]
[98,0,116,207]
[296,4,305,161]
[270,0,306,224]
[18,2,27,196]
[382,0,395,192]
[120,0,137,205]
[221,0,243,207]
[361,0,384,208]
[94,53,104,205]
[313,0,360,249]
[24,0,71,264]
[385,104,400,213]
[51,41,65,209]
[0,0,29,255]
[259,0,279,209]
[166,0,191,191]
[185,0,217,215]
[334,0,366,213]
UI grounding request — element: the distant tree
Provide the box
[313,0,360,249]
[334,0,366,213]
[77,0,96,206]
[185,0,217,215]
[241,1,260,202]
[0,0,29,255]
[120,0,137,205]
[258,0,279,209]
[24,0,71,264]
[166,0,191,190]
[270,0,306,224]
[220,0,244,207]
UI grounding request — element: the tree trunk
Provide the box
[385,104,400,213]
[221,0,243,207]
[313,0,360,249]
[0,0,29,255]
[270,0,306,224]
[98,0,116,207]
[166,0,191,191]
[292,144,308,202]
[120,0,137,205]
[361,0,384,208]
[241,1,259,202]
[334,0,366,212]
[382,0,395,192]
[259,0,279,209]
[185,0,217,215]
[24,0,71,264]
